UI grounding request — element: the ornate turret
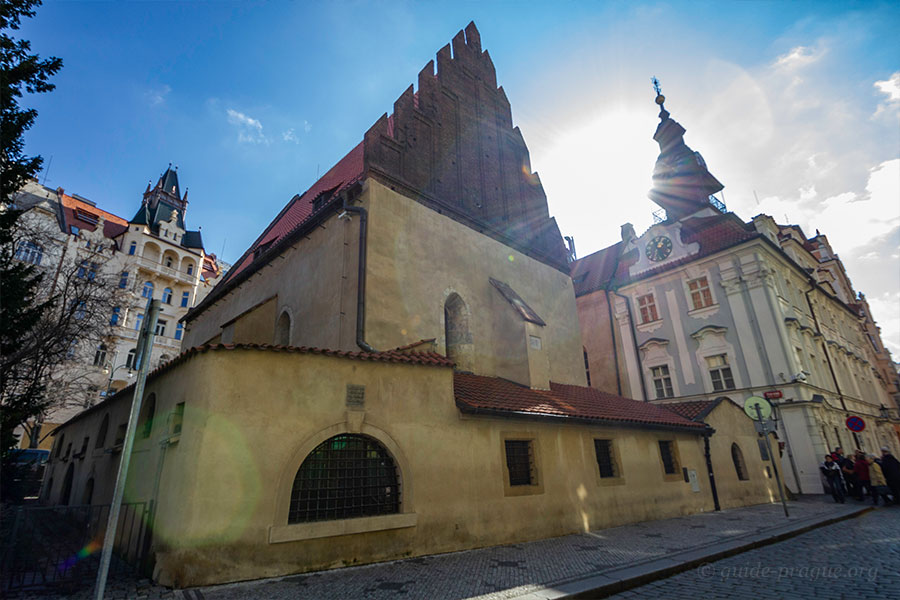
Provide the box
[143,163,189,216]
[647,79,724,221]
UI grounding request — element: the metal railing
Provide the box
[0,501,152,593]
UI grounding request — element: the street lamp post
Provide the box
[103,352,133,398]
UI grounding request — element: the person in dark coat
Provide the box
[880,447,900,505]
[820,455,845,503]
[837,448,857,498]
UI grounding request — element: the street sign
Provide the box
[744,396,772,421]
[845,416,866,432]
[764,390,783,400]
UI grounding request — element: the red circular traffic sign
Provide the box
[845,416,866,432]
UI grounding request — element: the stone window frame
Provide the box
[636,292,660,326]
[639,339,680,399]
[589,436,626,487]
[270,422,416,544]
[500,431,544,497]
[657,439,683,482]
[691,326,742,394]
[682,266,719,319]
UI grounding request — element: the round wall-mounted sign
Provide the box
[743,396,772,421]
[845,416,866,432]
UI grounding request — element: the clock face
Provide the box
[646,236,673,262]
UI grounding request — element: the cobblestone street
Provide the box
[608,506,900,600]
[4,497,886,599]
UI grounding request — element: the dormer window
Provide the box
[75,208,99,225]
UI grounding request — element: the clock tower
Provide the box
[648,82,724,221]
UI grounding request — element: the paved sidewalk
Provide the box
[6,497,870,599]
[187,496,867,600]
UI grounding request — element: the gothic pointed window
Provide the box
[444,293,473,371]
[274,311,291,346]
[731,443,749,481]
[289,434,399,523]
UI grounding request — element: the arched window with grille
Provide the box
[289,434,400,523]
[731,442,749,481]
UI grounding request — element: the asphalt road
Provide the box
[607,505,900,600]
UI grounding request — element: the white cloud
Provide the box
[282,128,298,144]
[146,84,171,106]
[873,72,900,118]
[773,45,825,71]
[874,72,900,102]
[226,108,268,144]
[303,120,312,133]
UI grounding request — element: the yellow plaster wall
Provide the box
[364,180,586,386]
[230,296,278,344]
[705,400,783,509]
[146,350,712,586]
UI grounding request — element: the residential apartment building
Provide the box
[12,167,227,447]
[572,93,900,495]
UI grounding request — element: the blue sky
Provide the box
[19,1,900,349]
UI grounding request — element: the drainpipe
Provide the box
[703,428,721,511]
[342,193,377,353]
[804,284,846,411]
[602,250,625,396]
[610,289,648,402]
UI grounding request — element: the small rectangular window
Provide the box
[688,276,713,310]
[119,271,129,289]
[651,365,674,399]
[637,294,659,324]
[175,322,183,341]
[594,439,617,478]
[181,291,190,307]
[659,440,678,475]
[155,319,167,337]
[505,440,535,486]
[706,354,735,391]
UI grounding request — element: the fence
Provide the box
[0,501,152,593]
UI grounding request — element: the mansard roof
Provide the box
[59,192,129,239]
[454,372,707,432]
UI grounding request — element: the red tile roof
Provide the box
[454,373,707,432]
[222,142,364,284]
[571,213,759,296]
[659,399,722,422]
[60,193,129,240]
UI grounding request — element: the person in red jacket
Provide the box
[853,450,872,501]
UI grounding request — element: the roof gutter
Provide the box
[456,402,708,435]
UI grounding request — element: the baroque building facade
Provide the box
[12,168,226,448]
[41,24,780,587]
[572,92,900,495]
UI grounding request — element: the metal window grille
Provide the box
[505,440,534,486]
[289,434,399,524]
[659,441,677,474]
[594,440,616,478]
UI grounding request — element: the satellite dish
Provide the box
[744,396,772,421]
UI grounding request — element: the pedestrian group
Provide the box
[820,446,900,506]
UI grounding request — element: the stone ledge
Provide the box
[268,512,417,544]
